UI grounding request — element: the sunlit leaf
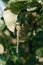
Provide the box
[12,55,18,63]
[0,44,4,54]
[27,1,42,12]
[27,7,37,11]
[3,10,17,32]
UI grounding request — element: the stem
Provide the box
[16,23,20,54]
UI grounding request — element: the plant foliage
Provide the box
[0,0,43,65]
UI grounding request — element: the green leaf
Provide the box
[0,19,5,31]
[0,44,4,54]
[27,7,37,11]
[27,1,42,12]
[35,47,43,57]
[2,0,9,6]
[5,1,27,14]
[39,8,43,24]
[12,55,18,63]
[0,54,7,65]
[10,0,32,2]
[32,31,43,49]
[2,0,9,3]
[9,44,16,55]
[25,56,39,65]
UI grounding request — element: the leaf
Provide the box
[32,31,43,49]
[2,0,9,7]
[25,56,39,65]
[15,0,32,2]
[0,44,4,54]
[3,10,17,32]
[12,55,18,63]
[0,35,10,50]
[39,8,43,24]
[27,7,37,12]
[27,1,42,12]
[2,0,9,3]
[0,54,7,65]
[35,47,43,57]
[0,19,5,30]
[9,44,16,55]
[5,1,27,14]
